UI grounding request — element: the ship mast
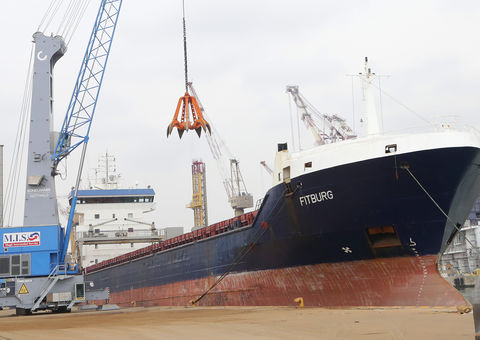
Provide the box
[360,57,381,135]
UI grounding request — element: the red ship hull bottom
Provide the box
[101,255,467,307]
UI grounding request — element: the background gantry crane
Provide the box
[187,160,208,230]
[188,82,253,217]
[286,85,356,146]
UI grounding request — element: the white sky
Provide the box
[1,0,480,231]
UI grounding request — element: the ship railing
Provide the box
[76,228,162,240]
[85,210,259,274]
[382,120,480,136]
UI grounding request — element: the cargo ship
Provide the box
[85,63,480,307]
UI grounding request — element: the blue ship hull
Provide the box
[86,146,480,306]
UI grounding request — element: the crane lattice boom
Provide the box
[286,85,356,145]
[53,0,122,168]
[187,82,253,216]
[56,0,123,263]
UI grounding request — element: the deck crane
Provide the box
[260,161,273,175]
[188,82,253,217]
[286,86,356,145]
[0,0,122,314]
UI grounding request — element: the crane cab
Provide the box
[0,225,65,278]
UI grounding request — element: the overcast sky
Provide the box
[1,0,480,231]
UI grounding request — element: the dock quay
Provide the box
[0,305,474,339]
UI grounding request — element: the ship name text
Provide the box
[299,190,334,206]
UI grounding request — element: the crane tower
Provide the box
[187,82,253,217]
[187,161,208,230]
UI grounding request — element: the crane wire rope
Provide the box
[43,0,63,33]
[401,165,480,255]
[182,0,189,92]
[5,0,91,225]
[63,0,91,45]
[38,0,58,32]
[38,0,90,45]
[4,45,35,226]
[57,0,77,36]
[189,84,238,201]
[66,0,92,46]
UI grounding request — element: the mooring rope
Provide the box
[191,193,286,305]
[401,165,480,255]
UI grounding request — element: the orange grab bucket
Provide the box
[167,92,211,138]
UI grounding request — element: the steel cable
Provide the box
[57,0,77,37]
[67,0,92,46]
[182,0,189,92]
[402,165,480,255]
[191,193,286,305]
[4,45,34,226]
[43,0,63,33]
[38,0,58,32]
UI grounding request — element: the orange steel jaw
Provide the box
[167,92,211,138]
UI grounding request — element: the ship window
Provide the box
[139,198,145,203]
[94,214,100,219]
[385,144,397,154]
[74,196,155,205]
[278,173,281,181]
[131,243,134,248]
[112,213,116,218]
[304,162,312,170]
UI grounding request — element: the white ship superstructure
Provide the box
[72,188,160,266]
[70,153,182,266]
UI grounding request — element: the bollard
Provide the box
[294,297,304,308]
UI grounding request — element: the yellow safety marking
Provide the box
[18,283,29,294]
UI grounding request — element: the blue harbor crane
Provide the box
[0,0,122,314]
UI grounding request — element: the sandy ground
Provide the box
[0,306,474,340]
